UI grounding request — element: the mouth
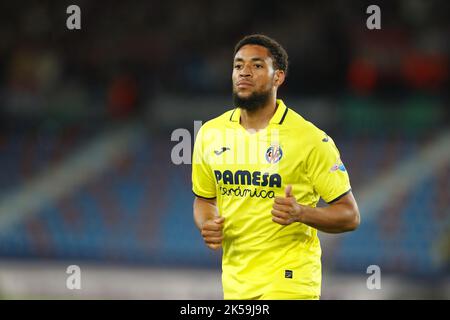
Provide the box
[236,81,254,88]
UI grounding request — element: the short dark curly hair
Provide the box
[234,34,289,75]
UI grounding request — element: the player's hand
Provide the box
[201,217,225,250]
[272,185,304,225]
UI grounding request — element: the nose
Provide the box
[239,64,252,78]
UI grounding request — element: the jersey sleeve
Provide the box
[192,125,217,199]
[306,133,351,203]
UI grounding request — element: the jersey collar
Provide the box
[229,99,289,125]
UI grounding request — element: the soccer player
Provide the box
[192,34,360,300]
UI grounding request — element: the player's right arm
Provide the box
[192,124,223,250]
[193,197,224,250]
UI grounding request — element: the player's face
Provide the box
[232,44,276,99]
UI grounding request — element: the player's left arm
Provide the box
[272,185,360,233]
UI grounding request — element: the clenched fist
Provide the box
[201,217,225,250]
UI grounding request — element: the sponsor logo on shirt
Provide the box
[214,169,282,199]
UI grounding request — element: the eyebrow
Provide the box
[234,57,265,63]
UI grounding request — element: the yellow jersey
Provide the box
[192,99,351,299]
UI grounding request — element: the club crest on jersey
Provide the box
[265,145,283,164]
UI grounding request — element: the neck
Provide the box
[240,96,278,131]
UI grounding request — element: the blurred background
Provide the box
[0,0,448,299]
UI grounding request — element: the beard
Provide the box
[232,88,272,112]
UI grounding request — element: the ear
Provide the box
[274,70,285,87]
